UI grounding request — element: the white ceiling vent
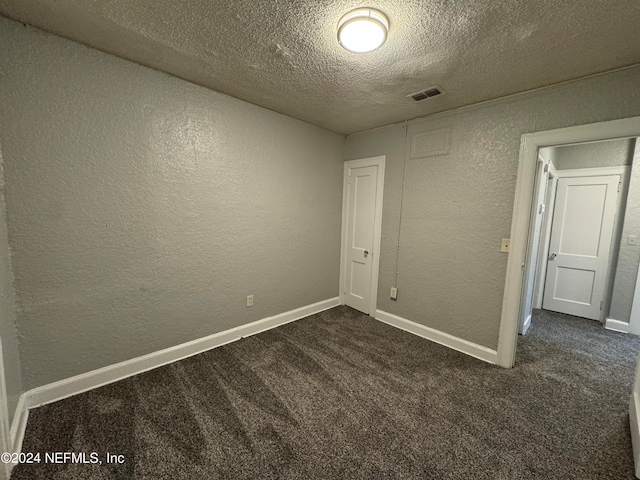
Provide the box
[406,86,444,102]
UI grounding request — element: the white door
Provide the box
[519,159,551,334]
[342,160,383,314]
[543,175,620,320]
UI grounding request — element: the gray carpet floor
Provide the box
[11,306,640,479]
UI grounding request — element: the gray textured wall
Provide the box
[0,18,345,390]
[0,144,22,424]
[553,138,634,170]
[346,66,640,350]
[610,140,640,323]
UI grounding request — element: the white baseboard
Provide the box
[605,318,630,333]
[375,310,498,364]
[5,393,29,475]
[521,314,532,335]
[25,297,340,411]
[9,394,27,453]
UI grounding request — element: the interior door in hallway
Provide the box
[343,162,380,314]
[543,174,620,320]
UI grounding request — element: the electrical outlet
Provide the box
[390,287,398,300]
[628,235,638,246]
[501,238,510,253]
[246,295,253,307]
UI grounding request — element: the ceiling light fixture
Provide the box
[337,8,389,54]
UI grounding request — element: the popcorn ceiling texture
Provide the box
[0,0,639,134]
[346,66,640,350]
[0,18,344,390]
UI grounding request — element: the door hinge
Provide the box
[600,300,603,311]
[618,182,622,192]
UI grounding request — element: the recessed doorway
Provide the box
[519,140,634,334]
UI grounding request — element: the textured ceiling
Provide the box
[1,0,640,134]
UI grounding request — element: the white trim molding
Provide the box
[339,162,350,307]
[498,116,640,368]
[376,310,498,364]
[522,314,532,335]
[554,165,630,178]
[21,297,340,411]
[2,394,30,476]
[605,318,631,333]
[9,394,27,455]
[0,340,10,480]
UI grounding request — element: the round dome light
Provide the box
[337,8,389,54]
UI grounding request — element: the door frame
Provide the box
[0,340,11,480]
[518,153,553,336]
[532,163,557,311]
[340,156,386,315]
[630,264,640,335]
[497,116,640,368]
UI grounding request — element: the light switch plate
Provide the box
[501,238,510,253]
[629,235,638,246]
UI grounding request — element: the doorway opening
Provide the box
[496,117,640,479]
[497,116,640,368]
[518,138,636,336]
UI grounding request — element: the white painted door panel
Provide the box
[543,175,620,320]
[520,159,551,334]
[344,165,378,314]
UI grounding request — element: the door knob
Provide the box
[364,250,369,258]
[548,252,557,261]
